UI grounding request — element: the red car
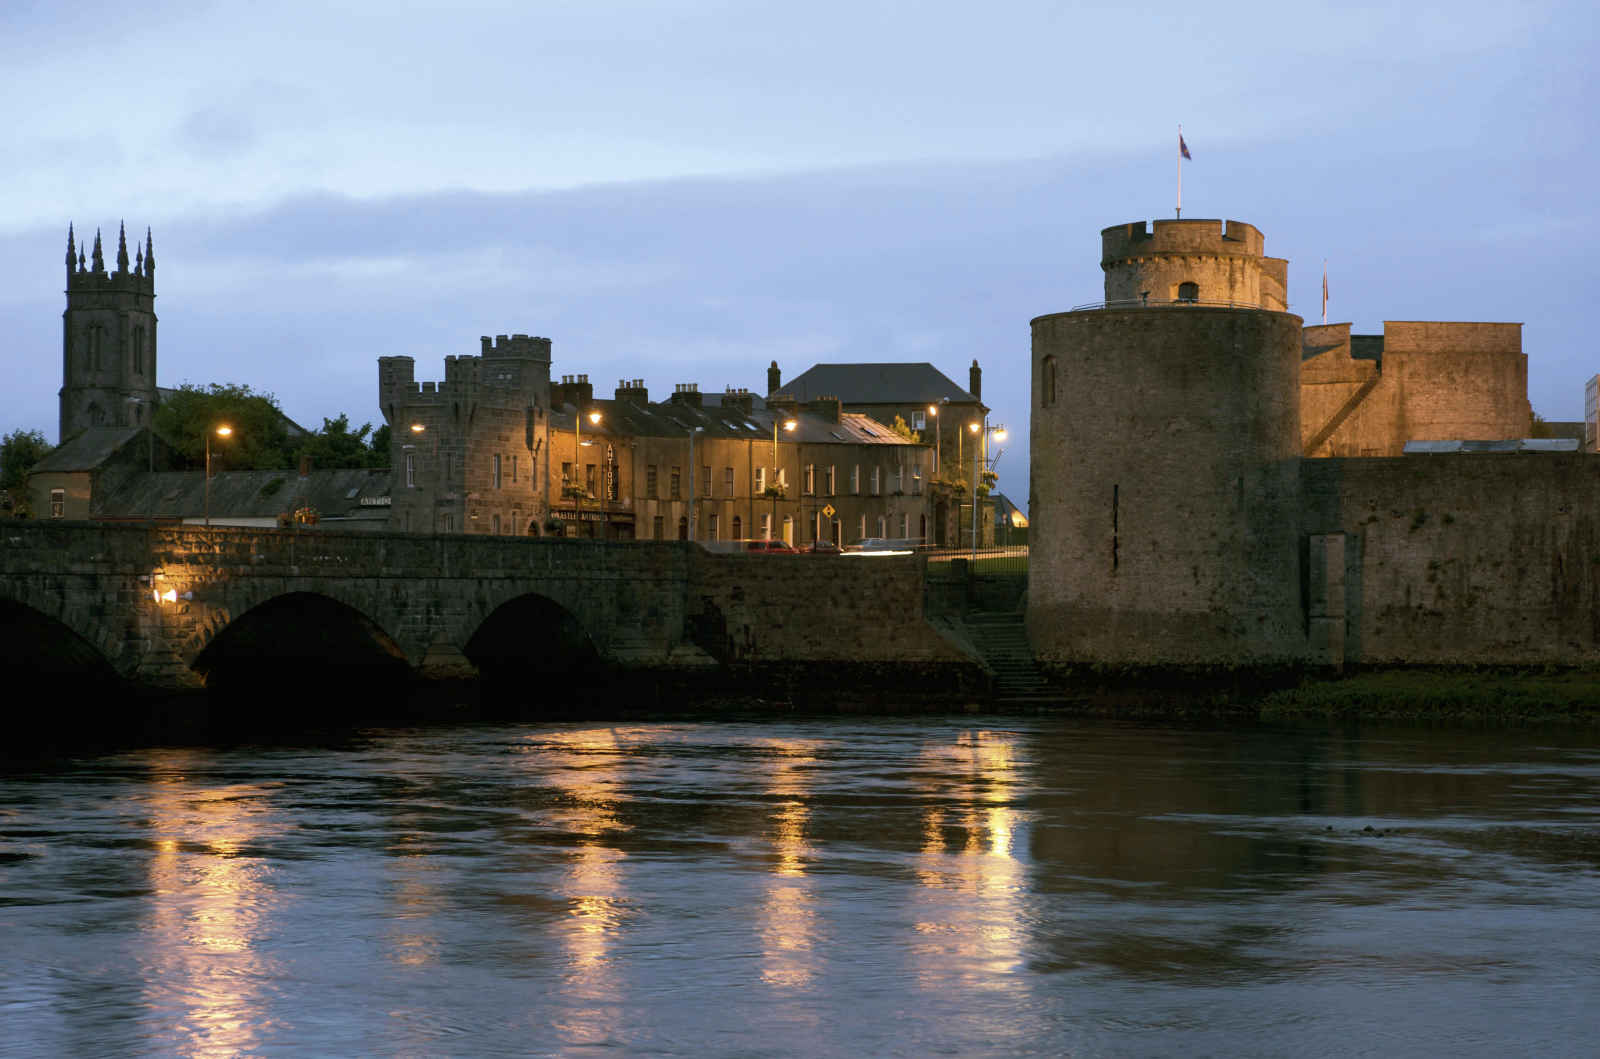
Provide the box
[740,539,798,555]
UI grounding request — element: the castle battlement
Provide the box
[1101,218,1265,264]
[480,333,552,361]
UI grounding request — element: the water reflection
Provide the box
[139,750,282,1058]
[759,738,822,992]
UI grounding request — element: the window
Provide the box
[893,465,903,493]
[912,469,922,495]
[670,466,681,499]
[512,455,518,483]
[405,451,415,488]
[858,513,867,540]
[709,512,720,540]
[732,515,743,540]
[804,464,815,495]
[493,453,503,489]
[900,513,909,539]
[561,461,573,488]
[585,464,596,497]
[851,465,860,494]
[678,516,688,540]
[1177,281,1199,302]
[132,328,144,374]
[760,513,772,540]
[782,515,793,546]
[50,489,64,519]
[871,467,881,495]
[703,465,711,497]
[1042,355,1057,408]
[492,513,502,534]
[826,465,836,495]
[441,512,454,533]
[646,465,658,498]
[755,467,767,493]
[653,515,664,539]
[878,515,887,537]
[724,466,734,497]
[912,410,925,430]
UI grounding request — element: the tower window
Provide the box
[1042,355,1057,407]
[1177,282,1199,303]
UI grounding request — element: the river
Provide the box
[3,718,1597,1056]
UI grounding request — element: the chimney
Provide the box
[555,373,594,410]
[722,387,754,416]
[767,359,781,396]
[807,395,841,423]
[669,382,703,408]
[969,359,982,401]
[615,378,650,405]
[768,393,799,419]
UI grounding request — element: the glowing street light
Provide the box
[970,421,1007,558]
[770,414,797,540]
[204,424,233,528]
[573,407,602,537]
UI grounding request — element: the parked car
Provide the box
[804,540,841,555]
[741,538,799,555]
[843,538,916,556]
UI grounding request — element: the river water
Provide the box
[3,718,1597,1057]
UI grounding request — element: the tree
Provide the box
[368,424,391,469]
[295,414,378,470]
[154,383,295,470]
[1,429,53,517]
[889,415,922,444]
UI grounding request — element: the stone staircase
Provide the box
[962,612,1055,704]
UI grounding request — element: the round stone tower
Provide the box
[1101,218,1287,310]
[1029,218,1306,668]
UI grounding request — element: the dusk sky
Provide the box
[3,0,1594,507]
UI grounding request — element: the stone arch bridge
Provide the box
[0,523,971,692]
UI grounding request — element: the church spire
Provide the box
[116,221,129,273]
[91,229,104,273]
[66,224,76,274]
[145,227,155,278]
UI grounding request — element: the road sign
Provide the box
[821,503,836,519]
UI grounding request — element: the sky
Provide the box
[3,0,1595,508]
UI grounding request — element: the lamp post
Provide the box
[770,414,797,540]
[204,424,233,528]
[928,402,942,477]
[574,408,601,537]
[969,421,1007,559]
[687,425,704,541]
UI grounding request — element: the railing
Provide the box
[921,544,1029,577]
[1068,297,1278,312]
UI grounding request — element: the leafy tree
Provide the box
[154,383,295,470]
[368,424,392,469]
[890,415,921,444]
[295,414,378,470]
[1,428,53,516]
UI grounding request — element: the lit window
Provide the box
[50,489,64,519]
[755,467,767,493]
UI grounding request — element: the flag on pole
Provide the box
[1179,132,1191,160]
[1322,261,1329,325]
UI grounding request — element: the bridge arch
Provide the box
[193,590,412,712]
[463,592,606,713]
[0,586,128,678]
[0,596,124,688]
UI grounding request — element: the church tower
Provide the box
[59,222,159,442]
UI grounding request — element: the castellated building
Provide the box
[1030,217,1597,671]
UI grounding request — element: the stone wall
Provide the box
[1301,454,1600,664]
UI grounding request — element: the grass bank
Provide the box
[1257,668,1600,725]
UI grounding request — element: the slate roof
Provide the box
[95,468,392,523]
[775,363,979,405]
[554,398,917,448]
[30,427,147,473]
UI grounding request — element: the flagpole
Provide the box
[1322,259,1328,325]
[1176,124,1183,218]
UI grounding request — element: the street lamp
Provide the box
[928,402,943,477]
[770,414,797,540]
[204,424,233,528]
[574,408,601,537]
[970,421,1007,558]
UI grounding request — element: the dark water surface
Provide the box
[3,719,1597,1057]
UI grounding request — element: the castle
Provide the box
[1029,218,1595,670]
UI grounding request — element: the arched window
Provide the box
[677,516,689,540]
[1177,281,1199,303]
[732,515,743,540]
